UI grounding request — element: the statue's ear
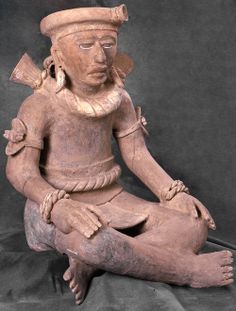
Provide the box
[113,52,134,81]
[50,46,64,68]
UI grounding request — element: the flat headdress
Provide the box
[40,4,128,42]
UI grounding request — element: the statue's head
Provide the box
[40,5,128,89]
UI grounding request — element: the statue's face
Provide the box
[57,29,117,87]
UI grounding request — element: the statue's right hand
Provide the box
[50,199,102,238]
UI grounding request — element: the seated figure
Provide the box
[4,4,234,305]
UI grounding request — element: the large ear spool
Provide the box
[55,66,66,93]
[50,46,66,93]
[43,55,55,78]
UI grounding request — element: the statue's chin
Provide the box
[70,74,109,92]
[85,73,108,87]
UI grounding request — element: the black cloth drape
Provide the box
[1,0,236,310]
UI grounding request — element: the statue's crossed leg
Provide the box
[53,191,233,304]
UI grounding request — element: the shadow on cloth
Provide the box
[0,229,235,311]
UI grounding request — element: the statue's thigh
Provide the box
[110,190,181,224]
[110,190,208,244]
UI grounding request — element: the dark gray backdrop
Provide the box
[1,0,236,247]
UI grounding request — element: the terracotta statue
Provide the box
[4,4,234,305]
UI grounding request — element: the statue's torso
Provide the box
[37,81,123,192]
[41,110,114,171]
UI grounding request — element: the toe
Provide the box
[222,257,234,266]
[222,250,233,258]
[69,278,76,288]
[63,268,72,281]
[75,291,84,305]
[75,299,82,305]
[222,278,234,286]
[223,272,234,280]
[75,291,82,300]
[72,284,79,293]
[222,266,233,273]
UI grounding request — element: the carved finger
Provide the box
[208,219,216,230]
[79,209,100,232]
[70,201,101,230]
[71,219,95,239]
[188,202,198,218]
[194,198,216,230]
[71,206,98,231]
[85,208,102,228]
[85,204,108,225]
[193,206,199,218]
[79,227,94,239]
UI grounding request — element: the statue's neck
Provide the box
[60,79,121,118]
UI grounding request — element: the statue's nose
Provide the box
[94,42,106,63]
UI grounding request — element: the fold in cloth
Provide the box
[0,229,235,311]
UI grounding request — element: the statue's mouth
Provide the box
[88,66,107,75]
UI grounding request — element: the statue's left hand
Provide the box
[165,192,216,230]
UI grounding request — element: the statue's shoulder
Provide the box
[116,88,134,114]
[12,93,51,144]
[4,93,51,156]
[121,88,132,102]
[112,88,137,132]
[18,92,51,120]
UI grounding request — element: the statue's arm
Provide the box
[5,94,54,204]
[5,94,102,237]
[6,146,55,204]
[118,130,174,199]
[113,90,173,198]
[6,145,103,237]
[113,90,215,229]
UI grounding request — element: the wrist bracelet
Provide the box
[160,180,189,202]
[39,189,70,223]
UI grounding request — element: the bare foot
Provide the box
[63,256,96,304]
[190,250,234,288]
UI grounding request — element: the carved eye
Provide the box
[79,43,94,50]
[102,42,114,49]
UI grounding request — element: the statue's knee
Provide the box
[178,217,208,252]
[194,217,208,241]
[188,216,208,236]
